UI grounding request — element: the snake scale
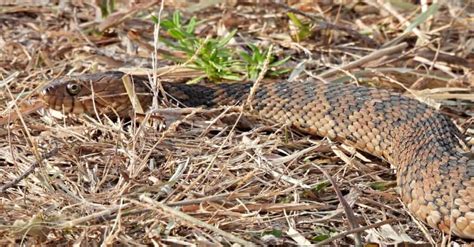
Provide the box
[41,71,473,239]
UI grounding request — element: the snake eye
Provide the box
[66,83,81,95]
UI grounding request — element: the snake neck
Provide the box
[160,82,253,107]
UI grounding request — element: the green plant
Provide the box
[239,44,291,80]
[155,11,290,82]
[287,13,312,42]
[158,12,240,81]
[97,0,116,18]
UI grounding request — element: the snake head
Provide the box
[41,71,147,117]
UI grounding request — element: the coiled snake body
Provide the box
[42,71,473,239]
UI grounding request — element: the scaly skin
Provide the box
[41,71,474,239]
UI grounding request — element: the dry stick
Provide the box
[122,74,144,114]
[176,108,245,198]
[150,0,166,108]
[318,42,408,79]
[244,44,273,110]
[166,192,249,207]
[127,39,212,183]
[400,200,436,245]
[377,0,427,48]
[1,147,58,192]
[315,219,400,246]
[59,204,132,228]
[89,192,251,223]
[1,86,56,192]
[0,100,44,125]
[313,163,362,246]
[139,195,256,247]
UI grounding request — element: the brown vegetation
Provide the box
[0,0,472,245]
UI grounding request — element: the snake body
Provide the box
[42,71,473,239]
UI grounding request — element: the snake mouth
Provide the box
[42,92,128,116]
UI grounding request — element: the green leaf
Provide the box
[186,75,206,84]
[270,56,291,67]
[262,229,283,238]
[168,29,187,40]
[150,15,159,24]
[389,0,418,10]
[269,68,291,76]
[287,13,303,28]
[312,234,330,242]
[173,11,181,27]
[98,0,116,18]
[221,74,242,81]
[159,10,291,82]
[186,17,197,34]
[404,3,439,33]
[239,52,252,63]
[369,181,395,191]
[217,29,237,48]
[313,181,330,192]
[287,13,312,42]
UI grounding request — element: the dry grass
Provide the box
[0,0,473,245]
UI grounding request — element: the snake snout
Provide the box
[41,85,55,97]
[39,84,56,105]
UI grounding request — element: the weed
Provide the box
[155,11,290,82]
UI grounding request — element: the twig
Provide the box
[315,219,400,246]
[59,204,131,228]
[318,42,408,78]
[1,147,59,193]
[377,0,427,47]
[139,195,256,246]
[150,0,166,109]
[313,163,362,246]
[244,44,273,110]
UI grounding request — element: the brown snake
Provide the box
[41,71,473,239]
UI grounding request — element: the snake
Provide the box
[41,71,473,239]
